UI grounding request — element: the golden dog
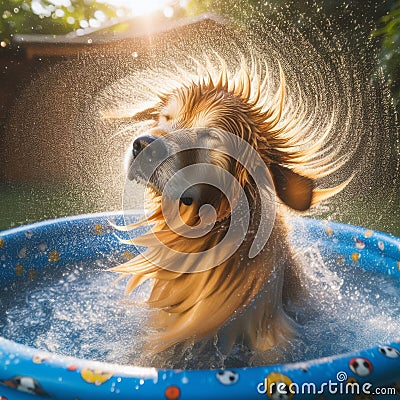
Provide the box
[111,58,348,357]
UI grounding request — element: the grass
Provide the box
[0,182,399,237]
[0,183,101,231]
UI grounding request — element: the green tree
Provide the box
[0,0,122,47]
[373,0,400,105]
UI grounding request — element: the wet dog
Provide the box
[111,58,348,357]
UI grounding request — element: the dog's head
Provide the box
[124,62,343,223]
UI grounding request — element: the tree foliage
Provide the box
[0,0,121,46]
[373,0,400,104]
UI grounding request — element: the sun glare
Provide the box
[102,0,177,17]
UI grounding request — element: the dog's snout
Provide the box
[132,136,156,158]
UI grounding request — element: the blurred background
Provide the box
[0,0,399,234]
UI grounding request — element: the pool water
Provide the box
[0,245,399,370]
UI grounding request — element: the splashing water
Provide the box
[286,247,400,364]
[0,245,399,369]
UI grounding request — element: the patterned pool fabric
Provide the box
[0,212,399,400]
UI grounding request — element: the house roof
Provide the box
[12,13,226,58]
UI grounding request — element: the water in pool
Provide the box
[0,247,399,369]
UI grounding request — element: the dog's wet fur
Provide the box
[110,58,348,362]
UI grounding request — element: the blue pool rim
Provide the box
[0,211,399,400]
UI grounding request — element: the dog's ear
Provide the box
[269,163,314,211]
[101,103,159,121]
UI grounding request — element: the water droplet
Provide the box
[163,6,174,18]
[2,10,12,19]
[80,19,89,29]
[94,10,106,22]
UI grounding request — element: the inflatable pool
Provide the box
[0,212,399,399]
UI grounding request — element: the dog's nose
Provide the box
[132,135,168,162]
[132,136,156,158]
